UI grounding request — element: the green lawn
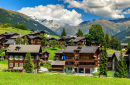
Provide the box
[0,27,31,34]
[49,35,60,38]
[0,71,129,85]
[0,61,8,65]
[107,49,120,54]
[0,61,8,70]
[43,47,63,60]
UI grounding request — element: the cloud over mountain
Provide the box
[18,4,83,26]
[64,0,130,19]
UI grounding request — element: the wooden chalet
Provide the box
[51,61,65,72]
[4,39,15,48]
[39,51,49,61]
[6,45,42,73]
[28,30,45,36]
[111,52,129,77]
[27,36,42,45]
[126,49,130,78]
[10,34,26,40]
[46,37,56,42]
[56,38,66,46]
[2,32,19,39]
[121,43,128,50]
[63,46,101,73]
[54,50,65,61]
[107,54,113,71]
[67,37,86,46]
[0,37,6,48]
[61,36,76,45]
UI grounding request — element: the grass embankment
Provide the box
[0,27,31,34]
[0,61,8,70]
[0,71,129,85]
[43,47,63,60]
[107,49,120,54]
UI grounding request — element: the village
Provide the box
[0,29,130,79]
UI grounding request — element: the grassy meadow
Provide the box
[0,61,8,70]
[0,27,31,34]
[107,49,120,54]
[0,71,129,85]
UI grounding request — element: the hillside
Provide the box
[0,27,31,34]
[0,8,58,36]
[114,27,130,43]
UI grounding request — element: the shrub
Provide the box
[16,69,20,72]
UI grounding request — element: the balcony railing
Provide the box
[79,59,95,62]
[65,59,74,62]
[65,64,75,67]
[78,65,96,68]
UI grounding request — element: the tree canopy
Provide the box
[111,36,122,50]
[88,24,105,45]
[23,36,28,45]
[61,27,66,37]
[128,41,130,49]
[115,51,128,78]
[16,36,23,45]
[76,29,83,37]
[13,24,28,30]
[24,52,34,73]
[69,40,75,46]
[105,31,111,48]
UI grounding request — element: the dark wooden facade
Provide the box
[39,51,49,61]
[28,31,45,36]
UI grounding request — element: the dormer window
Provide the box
[15,46,21,51]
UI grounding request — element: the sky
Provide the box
[0,0,130,26]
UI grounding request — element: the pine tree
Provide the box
[38,34,47,46]
[128,41,130,49]
[24,52,34,73]
[23,36,28,45]
[105,31,110,48]
[16,36,23,44]
[111,36,122,50]
[99,47,108,76]
[69,40,75,46]
[115,51,128,78]
[61,27,66,37]
[76,29,83,37]
[51,40,59,49]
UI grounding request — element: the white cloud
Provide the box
[64,0,130,19]
[18,4,82,26]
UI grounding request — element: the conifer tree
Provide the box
[76,29,83,37]
[23,36,28,45]
[24,52,34,73]
[128,41,130,49]
[115,51,128,78]
[99,47,108,76]
[105,31,110,48]
[16,36,23,44]
[69,40,75,46]
[61,27,66,37]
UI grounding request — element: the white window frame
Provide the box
[9,55,13,60]
[15,63,18,67]
[15,55,18,60]
[20,56,23,60]
[9,63,13,67]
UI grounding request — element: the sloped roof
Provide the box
[7,45,41,53]
[3,32,18,35]
[63,46,99,53]
[4,39,15,44]
[108,54,113,58]
[11,35,26,39]
[121,43,128,46]
[28,31,45,35]
[55,50,64,54]
[51,61,65,65]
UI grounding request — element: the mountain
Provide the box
[38,19,69,34]
[114,27,130,43]
[109,17,130,23]
[0,8,58,36]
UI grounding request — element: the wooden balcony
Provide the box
[78,65,96,68]
[65,59,74,62]
[79,59,95,62]
[65,64,75,67]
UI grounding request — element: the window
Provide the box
[15,55,18,60]
[83,57,86,59]
[35,63,39,67]
[20,56,23,60]
[9,55,13,60]
[9,63,13,67]
[68,68,72,70]
[19,63,23,67]
[36,56,39,60]
[15,63,18,67]
[31,56,34,60]
[68,56,73,59]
